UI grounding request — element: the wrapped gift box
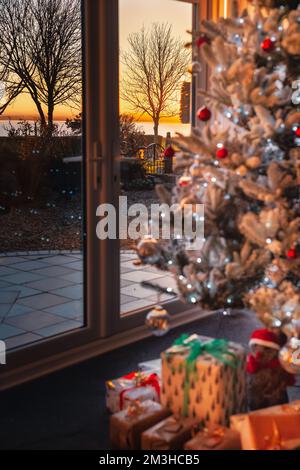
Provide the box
[141,415,196,450]
[138,358,161,377]
[231,401,300,450]
[231,400,300,432]
[161,334,247,426]
[184,425,241,450]
[110,400,171,450]
[106,371,160,413]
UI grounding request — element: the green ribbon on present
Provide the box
[172,334,239,417]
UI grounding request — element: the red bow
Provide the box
[119,372,160,410]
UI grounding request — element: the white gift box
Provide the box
[138,359,161,376]
[105,371,161,414]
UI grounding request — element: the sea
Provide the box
[136,121,190,137]
[0,120,69,137]
[0,120,191,137]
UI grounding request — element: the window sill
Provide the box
[0,306,214,391]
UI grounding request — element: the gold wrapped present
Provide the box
[231,401,300,450]
[141,415,197,450]
[161,334,247,426]
[184,425,241,450]
[110,400,170,450]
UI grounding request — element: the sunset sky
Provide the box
[1,0,192,123]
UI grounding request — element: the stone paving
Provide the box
[0,251,176,350]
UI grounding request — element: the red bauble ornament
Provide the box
[216,147,228,159]
[164,145,175,158]
[294,127,300,138]
[261,37,276,53]
[178,175,192,187]
[196,35,209,48]
[287,248,298,259]
[197,107,212,122]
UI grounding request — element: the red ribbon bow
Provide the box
[119,372,160,410]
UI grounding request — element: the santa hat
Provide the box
[249,329,280,350]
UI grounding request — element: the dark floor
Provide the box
[1,310,299,450]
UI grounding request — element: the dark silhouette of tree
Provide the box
[65,112,146,158]
[0,18,25,116]
[66,113,82,136]
[119,114,145,158]
[122,23,190,141]
[0,0,81,134]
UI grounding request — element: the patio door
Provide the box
[99,0,199,337]
[1,0,215,390]
[0,0,118,387]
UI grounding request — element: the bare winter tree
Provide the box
[122,23,190,140]
[0,67,25,116]
[0,0,81,134]
[0,19,25,116]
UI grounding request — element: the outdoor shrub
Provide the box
[123,177,155,191]
[121,157,146,182]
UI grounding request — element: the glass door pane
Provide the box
[0,0,85,350]
[119,0,192,316]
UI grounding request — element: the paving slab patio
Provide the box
[0,251,176,350]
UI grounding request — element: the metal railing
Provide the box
[138,143,172,175]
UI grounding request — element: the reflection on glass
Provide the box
[119,0,192,316]
[0,0,84,350]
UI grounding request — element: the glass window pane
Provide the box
[119,0,192,316]
[0,0,85,350]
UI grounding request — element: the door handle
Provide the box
[89,141,103,190]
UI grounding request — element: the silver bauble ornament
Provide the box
[279,337,300,374]
[145,305,171,337]
[137,237,160,265]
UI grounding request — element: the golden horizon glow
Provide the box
[1,92,79,122]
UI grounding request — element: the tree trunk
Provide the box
[26,85,47,132]
[48,101,54,137]
[36,101,47,131]
[153,119,159,144]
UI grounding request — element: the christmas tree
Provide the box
[137,0,300,337]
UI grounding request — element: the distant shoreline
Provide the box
[0,120,191,137]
